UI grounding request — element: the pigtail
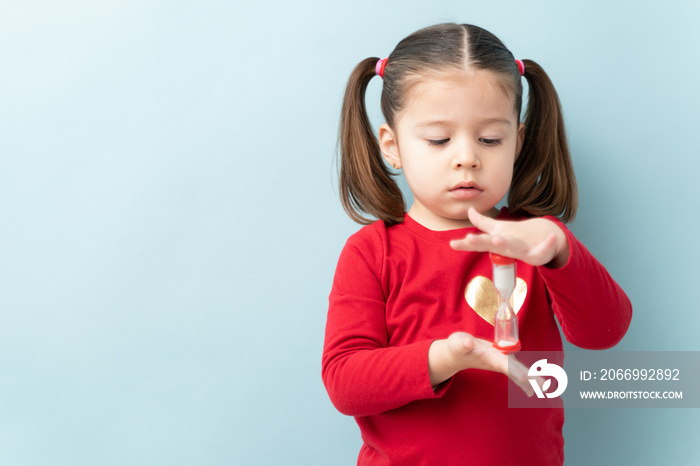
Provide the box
[338,58,405,225]
[508,59,578,223]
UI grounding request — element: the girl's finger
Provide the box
[506,355,536,397]
[470,342,510,374]
[447,332,476,355]
[472,344,535,397]
[458,333,475,353]
[485,352,510,377]
[449,233,495,252]
[451,233,522,257]
[527,232,557,264]
[468,207,499,234]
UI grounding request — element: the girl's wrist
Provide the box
[546,226,570,269]
[428,339,456,388]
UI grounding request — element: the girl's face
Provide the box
[379,70,523,231]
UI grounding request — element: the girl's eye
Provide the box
[480,138,502,146]
[427,138,450,147]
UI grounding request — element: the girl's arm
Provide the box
[537,219,632,349]
[450,208,632,349]
[322,238,446,417]
[427,332,533,390]
[322,230,532,417]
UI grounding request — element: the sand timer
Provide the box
[490,253,521,353]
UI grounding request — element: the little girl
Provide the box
[322,23,632,465]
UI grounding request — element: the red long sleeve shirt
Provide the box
[322,209,632,465]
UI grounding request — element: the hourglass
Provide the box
[490,253,521,353]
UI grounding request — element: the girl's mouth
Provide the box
[449,185,483,199]
[450,181,483,191]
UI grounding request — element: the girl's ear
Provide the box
[515,122,525,161]
[378,123,402,169]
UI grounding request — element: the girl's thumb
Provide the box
[460,334,475,353]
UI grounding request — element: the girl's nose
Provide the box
[454,145,480,169]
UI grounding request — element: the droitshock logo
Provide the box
[528,359,568,399]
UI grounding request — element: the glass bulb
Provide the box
[490,253,521,353]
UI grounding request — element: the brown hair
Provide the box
[338,23,577,225]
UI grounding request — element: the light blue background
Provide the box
[1,1,698,464]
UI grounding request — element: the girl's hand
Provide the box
[449,207,570,268]
[429,332,535,396]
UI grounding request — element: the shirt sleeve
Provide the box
[539,218,633,350]
[321,229,451,417]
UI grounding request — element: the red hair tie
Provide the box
[376,58,388,78]
[515,59,525,77]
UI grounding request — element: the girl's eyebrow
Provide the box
[415,118,512,128]
[481,118,513,127]
[415,119,453,128]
